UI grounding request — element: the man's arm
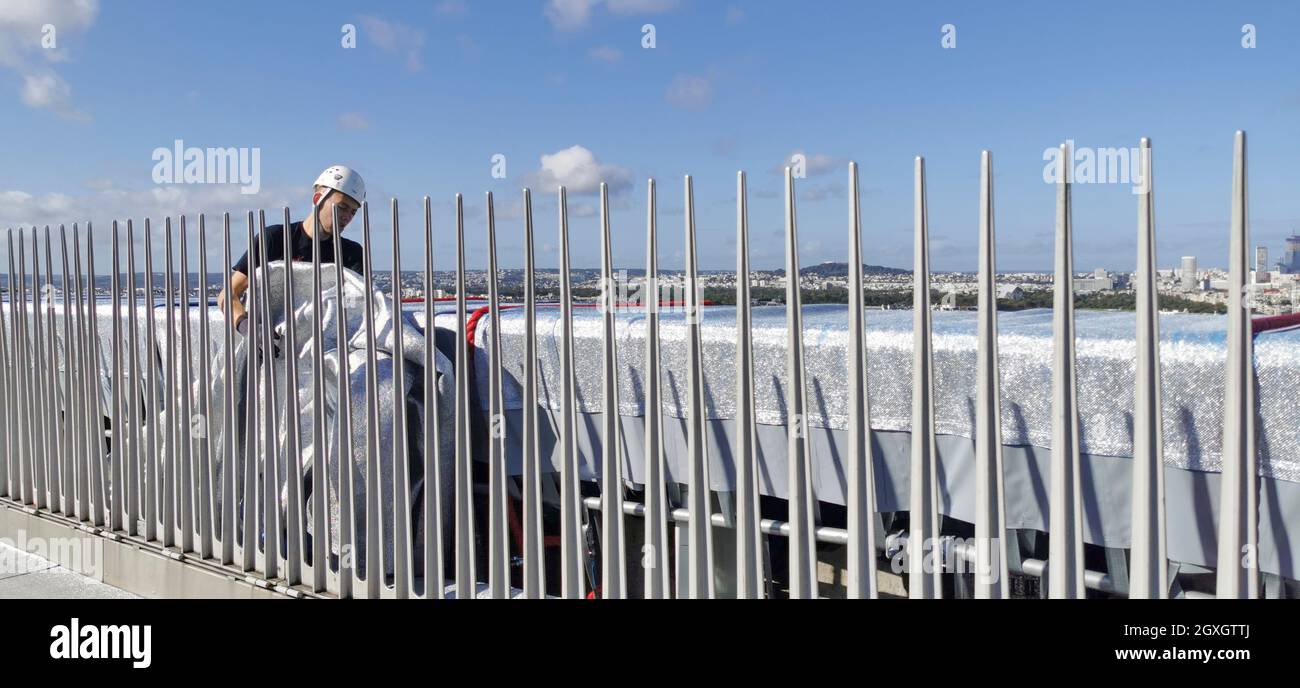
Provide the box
[216,270,250,329]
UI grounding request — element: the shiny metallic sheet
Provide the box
[475,305,1300,482]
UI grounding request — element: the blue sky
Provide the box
[1,0,1297,273]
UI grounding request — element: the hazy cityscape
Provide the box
[4,233,1297,316]
[355,231,1300,316]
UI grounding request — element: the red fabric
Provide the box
[1253,312,1300,335]
[464,305,492,350]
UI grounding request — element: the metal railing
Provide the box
[0,132,1274,599]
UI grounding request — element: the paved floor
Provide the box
[0,541,137,599]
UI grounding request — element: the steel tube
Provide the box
[846,162,879,599]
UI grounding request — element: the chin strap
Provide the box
[311,188,337,242]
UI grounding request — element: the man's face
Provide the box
[316,188,361,235]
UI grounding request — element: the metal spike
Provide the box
[784,168,817,599]
[125,221,141,534]
[389,198,413,597]
[220,214,239,564]
[1129,139,1168,599]
[178,216,196,551]
[453,194,477,598]
[196,215,216,559]
[59,226,77,515]
[1216,130,1259,599]
[1048,144,1085,599]
[309,200,330,592]
[31,228,49,511]
[311,204,329,591]
[557,185,585,599]
[847,162,880,599]
[142,220,158,541]
[734,171,764,598]
[41,227,59,512]
[258,210,282,580]
[43,227,61,513]
[239,211,258,573]
[598,182,627,599]
[67,228,90,521]
[14,230,31,507]
[485,191,510,598]
[419,195,443,599]
[334,203,357,596]
[86,222,110,528]
[975,151,1010,599]
[642,178,670,598]
[520,188,545,598]
[361,201,383,597]
[108,222,123,528]
[909,157,940,599]
[0,230,13,501]
[281,207,304,584]
[161,218,177,544]
[683,175,715,598]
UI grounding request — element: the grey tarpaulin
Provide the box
[474,305,1300,578]
[194,261,455,578]
[4,276,457,578]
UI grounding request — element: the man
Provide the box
[217,164,367,332]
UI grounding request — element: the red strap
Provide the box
[1253,311,1300,335]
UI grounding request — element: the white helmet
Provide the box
[314,165,366,204]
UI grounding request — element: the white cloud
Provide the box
[357,15,424,71]
[2,184,305,278]
[434,0,469,18]
[0,0,97,46]
[588,45,623,64]
[338,112,371,130]
[545,0,596,30]
[0,0,97,119]
[665,73,712,110]
[522,145,632,195]
[0,184,296,235]
[545,0,679,30]
[20,72,85,120]
[777,151,844,177]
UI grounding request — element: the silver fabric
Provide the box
[189,262,454,577]
[476,305,1300,482]
[5,274,457,578]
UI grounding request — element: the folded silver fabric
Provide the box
[475,305,1300,482]
[197,261,455,577]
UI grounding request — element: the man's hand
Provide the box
[228,298,248,334]
[239,313,284,361]
[217,270,250,333]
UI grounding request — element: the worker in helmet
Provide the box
[217,165,368,333]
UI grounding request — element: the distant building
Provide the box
[1181,256,1198,291]
[1073,267,1113,293]
[1074,276,1113,293]
[996,285,1024,301]
[1256,246,1271,284]
[1283,235,1300,274]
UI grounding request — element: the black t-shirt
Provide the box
[232,221,365,276]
